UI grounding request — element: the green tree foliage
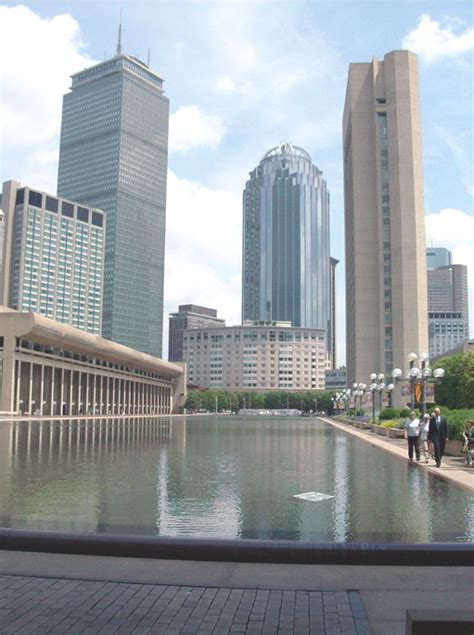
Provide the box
[433,351,474,409]
[185,389,337,413]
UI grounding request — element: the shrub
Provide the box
[379,408,399,420]
[380,419,400,428]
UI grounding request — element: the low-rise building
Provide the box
[168,304,225,362]
[183,321,327,391]
[0,308,185,416]
[325,368,346,391]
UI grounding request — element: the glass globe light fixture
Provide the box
[433,368,445,379]
[387,383,394,391]
[404,370,411,380]
[370,372,377,381]
[369,383,377,391]
[378,382,386,391]
[419,352,429,362]
[377,373,385,381]
[410,367,421,378]
[392,368,403,379]
[422,367,432,378]
[353,382,358,389]
[407,352,418,362]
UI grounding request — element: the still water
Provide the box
[0,416,472,543]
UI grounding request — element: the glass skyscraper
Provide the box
[57,53,169,357]
[1,180,105,334]
[242,144,331,349]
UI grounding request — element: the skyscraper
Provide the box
[242,144,331,348]
[329,257,339,369]
[343,50,428,385]
[428,263,469,356]
[57,48,169,356]
[1,180,105,334]
[168,304,225,362]
[426,247,451,270]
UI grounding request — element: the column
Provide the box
[50,363,55,417]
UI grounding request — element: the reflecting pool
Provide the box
[0,416,472,543]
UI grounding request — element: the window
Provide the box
[16,189,25,205]
[62,201,74,217]
[77,206,89,222]
[28,190,42,208]
[46,196,58,213]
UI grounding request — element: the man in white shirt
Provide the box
[405,411,421,461]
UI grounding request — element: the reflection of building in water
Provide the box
[3,418,172,534]
[0,309,185,416]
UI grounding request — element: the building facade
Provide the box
[57,53,169,356]
[1,181,105,335]
[183,321,327,391]
[329,257,339,369]
[242,144,331,351]
[426,247,451,270]
[427,263,469,355]
[168,304,225,362]
[428,312,467,358]
[343,50,428,386]
[0,308,185,416]
[325,367,347,391]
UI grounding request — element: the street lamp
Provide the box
[391,354,445,412]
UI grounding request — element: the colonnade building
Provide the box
[0,308,185,416]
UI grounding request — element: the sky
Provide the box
[0,0,473,365]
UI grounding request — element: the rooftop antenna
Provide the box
[147,47,151,66]
[116,8,123,56]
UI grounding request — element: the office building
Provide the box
[343,50,428,386]
[57,49,169,356]
[329,257,339,369]
[1,180,105,334]
[428,263,469,355]
[168,304,225,362]
[426,247,451,270]
[0,208,4,282]
[183,321,327,391]
[428,312,467,358]
[242,144,331,351]
[325,367,347,391]
[0,307,185,416]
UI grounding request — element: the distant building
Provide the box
[428,312,467,358]
[325,368,346,391]
[0,208,4,283]
[430,338,474,364]
[183,321,327,391]
[1,180,105,335]
[343,50,428,385]
[426,247,451,270]
[329,257,339,369]
[428,264,469,356]
[57,50,169,356]
[168,304,225,362]
[242,144,331,356]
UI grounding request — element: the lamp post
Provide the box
[369,373,377,423]
[391,354,445,412]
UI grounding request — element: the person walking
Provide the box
[405,411,421,462]
[462,420,474,467]
[429,407,448,468]
[420,413,431,463]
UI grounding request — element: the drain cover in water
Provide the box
[293,491,334,502]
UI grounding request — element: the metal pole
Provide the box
[421,359,426,416]
[410,359,415,410]
[372,390,375,423]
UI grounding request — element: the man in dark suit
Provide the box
[429,407,448,467]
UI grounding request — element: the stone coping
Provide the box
[0,529,472,567]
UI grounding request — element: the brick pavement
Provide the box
[0,574,372,634]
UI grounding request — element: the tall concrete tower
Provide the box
[242,144,331,349]
[343,50,428,385]
[57,50,169,356]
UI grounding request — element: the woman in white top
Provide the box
[420,413,431,463]
[405,411,421,461]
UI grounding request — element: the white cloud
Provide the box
[215,77,237,93]
[425,208,474,337]
[0,5,96,191]
[169,105,226,152]
[402,14,474,62]
[163,169,242,355]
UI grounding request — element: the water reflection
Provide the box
[0,417,472,542]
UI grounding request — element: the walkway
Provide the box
[0,552,473,635]
[321,417,474,492]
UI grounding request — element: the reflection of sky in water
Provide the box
[0,417,472,543]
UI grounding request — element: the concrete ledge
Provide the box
[0,529,472,566]
[406,609,474,634]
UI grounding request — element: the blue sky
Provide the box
[1,0,473,363]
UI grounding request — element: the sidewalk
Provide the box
[320,416,474,492]
[0,551,473,634]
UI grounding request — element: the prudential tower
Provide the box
[242,144,331,351]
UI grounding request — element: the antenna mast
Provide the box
[116,8,122,56]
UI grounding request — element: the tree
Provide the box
[434,351,474,409]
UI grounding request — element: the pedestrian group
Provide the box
[404,407,450,468]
